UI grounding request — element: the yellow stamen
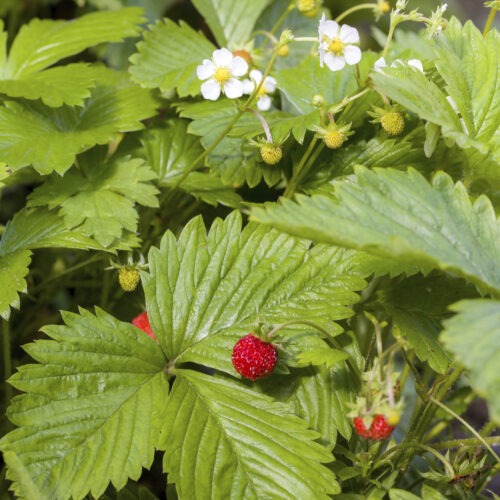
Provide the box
[257,85,267,97]
[214,67,230,84]
[329,38,344,55]
[380,1,390,13]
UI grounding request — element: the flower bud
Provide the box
[278,45,290,57]
[298,0,318,17]
[311,94,326,108]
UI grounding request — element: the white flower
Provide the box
[374,57,424,73]
[318,14,361,72]
[196,48,249,101]
[242,69,277,111]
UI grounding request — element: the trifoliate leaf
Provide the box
[0,9,144,106]
[29,151,159,247]
[372,18,500,182]
[129,19,215,97]
[0,67,158,175]
[142,212,365,369]
[0,308,169,500]
[252,167,500,296]
[277,55,357,115]
[160,369,339,499]
[0,207,138,319]
[441,299,500,423]
[296,348,350,368]
[142,122,242,207]
[190,0,270,48]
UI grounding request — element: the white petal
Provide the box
[319,19,339,40]
[343,45,362,65]
[249,69,263,84]
[242,79,254,94]
[324,53,345,72]
[319,47,326,67]
[231,56,248,77]
[460,118,469,135]
[374,57,386,72]
[212,48,233,67]
[196,59,215,80]
[201,79,221,100]
[446,95,459,113]
[257,95,272,111]
[408,59,424,72]
[340,24,359,44]
[264,76,277,93]
[224,78,244,99]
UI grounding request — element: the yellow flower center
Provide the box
[329,38,344,55]
[257,85,267,97]
[214,67,231,84]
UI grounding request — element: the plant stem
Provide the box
[431,436,500,450]
[283,135,319,198]
[2,319,12,403]
[429,397,500,464]
[375,442,455,478]
[163,46,281,205]
[335,3,378,23]
[483,7,497,36]
[382,20,397,58]
[269,3,295,37]
[246,108,273,143]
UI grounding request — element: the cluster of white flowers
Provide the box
[374,57,424,73]
[318,14,361,71]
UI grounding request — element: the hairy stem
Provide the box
[483,7,497,36]
[335,3,378,23]
[429,397,500,464]
[283,135,319,198]
[431,436,500,450]
[246,107,273,143]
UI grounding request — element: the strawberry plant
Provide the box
[1,0,500,498]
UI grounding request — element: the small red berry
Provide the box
[132,312,157,342]
[231,334,278,381]
[370,414,394,440]
[353,417,372,439]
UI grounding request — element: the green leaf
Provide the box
[191,0,270,48]
[0,307,169,500]
[277,55,357,115]
[129,19,215,97]
[0,63,98,107]
[389,490,421,500]
[372,19,500,182]
[0,207,138,319]
[296,348,350,368]
[441,299,500,423]
[0,8,144,106]
[0,249,31,321]
[142,122,242,207]
[160,369,339,499]
[142,212,365,370]
[0,67,158,175]
[252,167,500,296]
[2,451,44,500]
[29,151,159,247]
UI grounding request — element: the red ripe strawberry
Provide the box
[370,414,394,440]
[353,417,372,439]
[132,312,157,342]
[231,334,278,381]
